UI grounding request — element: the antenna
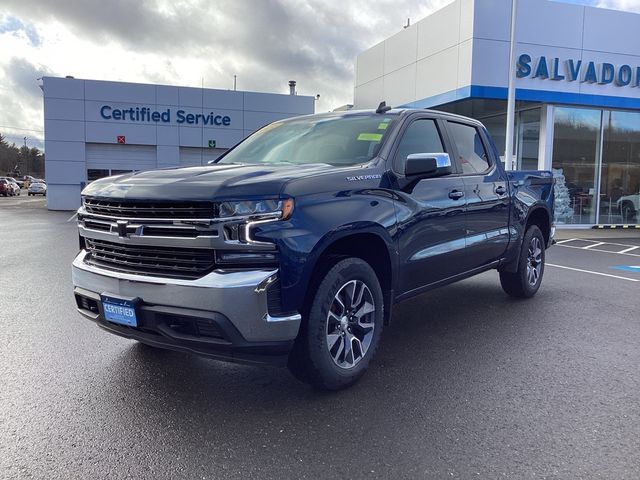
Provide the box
[403,18,410,29]
[376,101,392,114]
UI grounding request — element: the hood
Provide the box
[82,163,337,201]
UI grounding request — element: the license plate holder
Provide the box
[101,294,139,327]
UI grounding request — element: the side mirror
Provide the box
[404,153,452,178]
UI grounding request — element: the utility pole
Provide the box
[23,137,30,175]
[504,0,518,171]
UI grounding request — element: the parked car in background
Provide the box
[3,176,20,185]
[0,177,20,195]
[9,181,20,196]
[28,182,47,196]
[0,179,10,196]
[617,193,639,222]
[21,175,45,188]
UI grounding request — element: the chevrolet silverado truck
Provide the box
[72,106,554,390]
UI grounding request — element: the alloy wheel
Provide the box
[325,279,376,369]
[526,236,543,287]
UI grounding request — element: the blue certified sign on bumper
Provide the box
[101,295,138,327]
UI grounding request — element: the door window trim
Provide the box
[389,114,451,176]
[444,120,496,177]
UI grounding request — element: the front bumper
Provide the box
[72,250,301,365]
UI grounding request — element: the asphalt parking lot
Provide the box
[1,198,639,479]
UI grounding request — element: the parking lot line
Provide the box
[554,238,579,244]
[618,246,639,254]
[547,263,639,282]
[582,242,605,249]
[556,243,640,257]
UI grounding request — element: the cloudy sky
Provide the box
[0,0,638,150]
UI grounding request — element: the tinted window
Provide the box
[448,122,490,174]
[394,119,444,171]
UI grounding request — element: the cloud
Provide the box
[596,0,640,12]
[0,15,41,46]
[0,0,453,150]
[0,57,50,148]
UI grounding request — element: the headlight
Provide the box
[219,198,294,220]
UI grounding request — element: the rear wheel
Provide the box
[499,225,545,298]
[288,257,384,390]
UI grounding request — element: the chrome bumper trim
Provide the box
[266,313,302,323]
[73,249,277,288]
[72,250,301,342]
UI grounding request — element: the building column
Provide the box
[537,104,554,171]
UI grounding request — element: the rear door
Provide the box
[445,121,510,270]
[392,116,467,295]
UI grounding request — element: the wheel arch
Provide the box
[303,228,396,325]
[525,205,552,246]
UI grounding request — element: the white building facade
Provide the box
[43,77,314,210]
[355,0,640,226]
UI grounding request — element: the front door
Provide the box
[392,117,467,295]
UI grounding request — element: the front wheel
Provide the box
[499,225,546,298]
[288,258,384,390]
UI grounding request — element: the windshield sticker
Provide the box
[346,174,382,182]
[377,122,388,130]
[357,133,383,142]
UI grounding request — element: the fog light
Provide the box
[216,251,278,264]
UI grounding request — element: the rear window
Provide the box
[447,122,491,174]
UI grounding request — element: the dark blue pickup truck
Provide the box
[72,107,554,390]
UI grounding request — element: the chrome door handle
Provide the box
[448,190,464,200]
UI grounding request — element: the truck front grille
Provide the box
[83,198,215,219]
[84,238,215,279]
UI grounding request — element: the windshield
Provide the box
[218,114,396,166]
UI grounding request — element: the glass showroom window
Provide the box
[516,108,540,170]
[552,107,602,225]
[599,111,640,224]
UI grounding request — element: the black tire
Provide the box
[500,225,545,298]
[288,257,384,390]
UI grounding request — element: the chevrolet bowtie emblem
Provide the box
[116,220,128,237]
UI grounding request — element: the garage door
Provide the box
[86,144,157,171]
[179,147,225,167]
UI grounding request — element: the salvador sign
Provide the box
[517,54,640,88]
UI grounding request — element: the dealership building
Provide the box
[42,77,314,210]
[355,0,640,226]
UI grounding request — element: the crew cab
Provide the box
[72,107,554,390]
